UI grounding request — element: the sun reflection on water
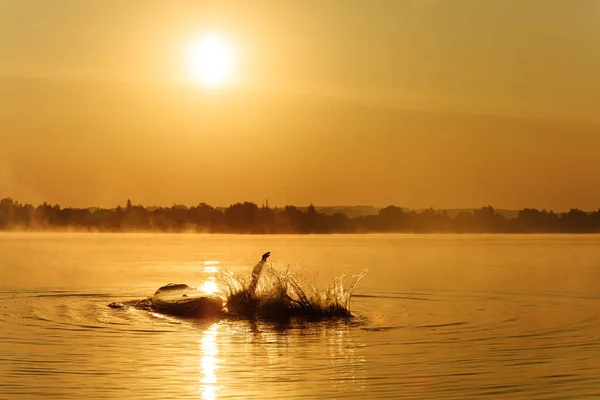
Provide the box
[203,260,220,273]
[199,323,220,400]
[199,260,220,295]
[199,278,219,295]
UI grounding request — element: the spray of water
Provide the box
[109,254,367,320]
[220,265,367,319]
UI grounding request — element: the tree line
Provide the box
[1,197,600,233]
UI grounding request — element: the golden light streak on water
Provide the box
[203,261,220,273]
[199,323,220,400]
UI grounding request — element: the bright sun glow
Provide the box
[186,34,235,87]
[199,279,219,295]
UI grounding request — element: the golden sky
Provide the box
[1,1,600,210]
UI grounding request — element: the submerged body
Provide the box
[150,283,224,318]
[147,252,270,318]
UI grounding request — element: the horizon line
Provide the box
[1,197,598,214]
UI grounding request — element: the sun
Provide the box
[186,34,235,87]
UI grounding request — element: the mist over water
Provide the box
[1,233,600,399]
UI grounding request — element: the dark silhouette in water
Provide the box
[109,252,366,320]
[4,196,600,233]
[248,251,270,295]
[148,283,224,318]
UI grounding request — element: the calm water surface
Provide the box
[0,233,599,399]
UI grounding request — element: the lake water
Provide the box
[0,233,599,399]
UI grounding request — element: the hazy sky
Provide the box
[1,0,600,210]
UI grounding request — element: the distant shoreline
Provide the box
[2,230,600,236]
[2,198,599,234]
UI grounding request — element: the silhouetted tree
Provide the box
[378,206,406,231]
[225,202,260,233]
[0,197,599,233]
[561,209,591,232]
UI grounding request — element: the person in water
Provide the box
[111,251,358,319]
[149,251,271,317]
[248,251,270,295]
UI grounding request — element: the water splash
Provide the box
[220,266,367,319]
[109,266,367,320]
